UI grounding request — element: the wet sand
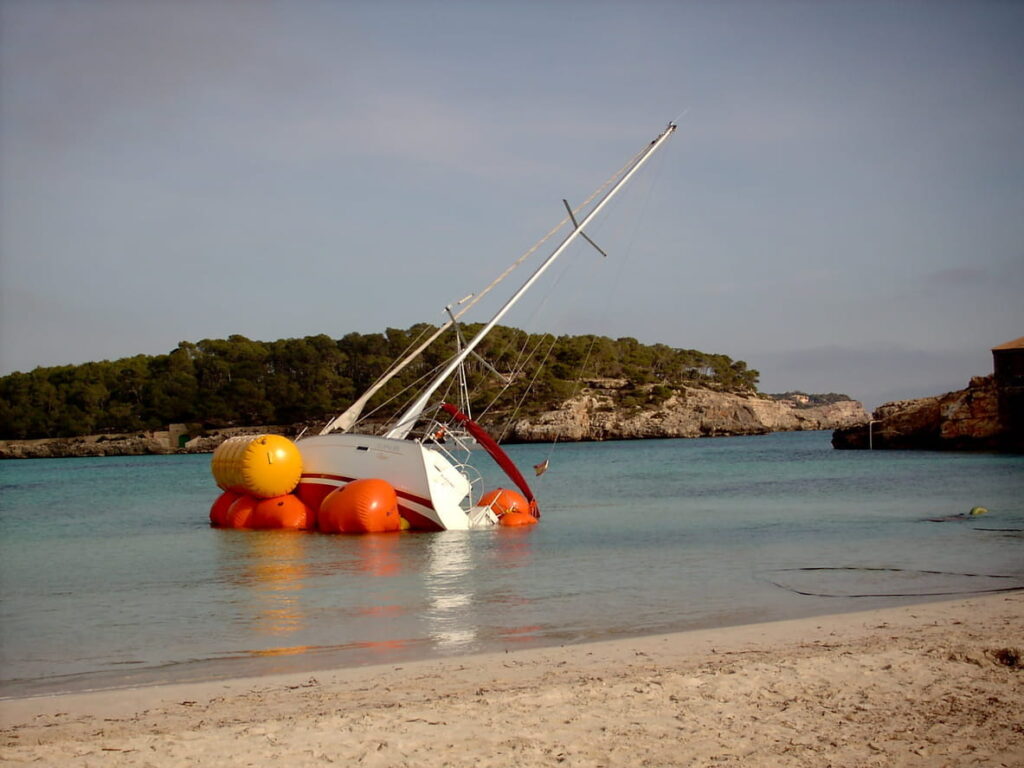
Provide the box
[2,593,1021,767]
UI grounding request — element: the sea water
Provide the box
[1,431,1021,698]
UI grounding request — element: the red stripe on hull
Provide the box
[299,473,436,511]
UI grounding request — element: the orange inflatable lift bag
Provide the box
[319,478,402,534]
[210,490,242,527]
[225,495,259,529]
[295,482,335,517]
[499,511,538,527]
[249,494,315,530]
[478,488,529,517]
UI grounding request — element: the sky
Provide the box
[1,0,1022,411]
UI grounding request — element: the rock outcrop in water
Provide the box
[832,374,1021,451]
[832,336,1024,452]
[507,382,868,443]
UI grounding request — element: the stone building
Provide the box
[992,336,1024,437]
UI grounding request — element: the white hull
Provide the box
[296,433,494,531]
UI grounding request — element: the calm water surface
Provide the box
[1,432,1022,698]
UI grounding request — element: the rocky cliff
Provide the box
[508,383,868,442]
[0,426,281,460]
[0,386,869,458]
[832,375,1020,451]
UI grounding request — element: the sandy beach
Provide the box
[2,593,1021,767]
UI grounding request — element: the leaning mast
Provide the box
[385,122,677,440]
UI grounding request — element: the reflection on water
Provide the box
[218,530,420,655]
[493,526,535,570]
[349,534,404,578]
[496,624,545,644]
[424,534,478,650]
[229,532,310,638]
[248,644,315,658]
[220,528,545,659]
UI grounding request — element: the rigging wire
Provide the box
[470,236,579,432]
[354,356,452,425]
[476,331,535,422]
[497,332,561,443]
[357,324,436,400]
[329,140,657,436]
[531,133,676,461]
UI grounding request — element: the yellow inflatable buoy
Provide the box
[970,506,988,516]
[211,435,303,499]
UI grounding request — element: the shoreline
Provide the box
[3,593,1021,765]
[0,590,987,703]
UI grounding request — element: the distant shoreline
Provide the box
[0,422,851,460]
[1,387,870,459]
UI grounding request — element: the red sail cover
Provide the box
[440,403,540,518]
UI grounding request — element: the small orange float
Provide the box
[319,478,402,534]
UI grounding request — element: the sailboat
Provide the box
[210,122,676,532]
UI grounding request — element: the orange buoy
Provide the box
[478,488,529,516]
[249,494,315,530]
[295,481,336,516]
[499,511,538,527]
[210,490,242,527]
[225,494,259,529]
[319,478,402,534]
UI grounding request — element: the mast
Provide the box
[385,122,677,440]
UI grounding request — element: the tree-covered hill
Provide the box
[0,325,759,439]
[766,391,854,408]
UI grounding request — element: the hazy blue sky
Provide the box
[2,0,1022,410]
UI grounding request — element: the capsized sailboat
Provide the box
[209,122,677,532]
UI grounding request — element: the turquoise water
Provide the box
[1,432,1022,698]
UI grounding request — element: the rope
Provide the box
[765,567,1024,598]
[446,142,652,331]
[532,136,674,460]
[329,143,650,435]
[357,357,451,424]
[498,333,561,443]
[476,331,534,422]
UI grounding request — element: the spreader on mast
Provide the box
[384,122,677,440]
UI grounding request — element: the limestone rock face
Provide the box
[832,375,1017,451]
[508,386,869,443]
[0,389,871,458]
[0,426,282,460]
[0,433,171,459]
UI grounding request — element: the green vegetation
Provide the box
[0,326,760,439]
[767,391,854,408]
